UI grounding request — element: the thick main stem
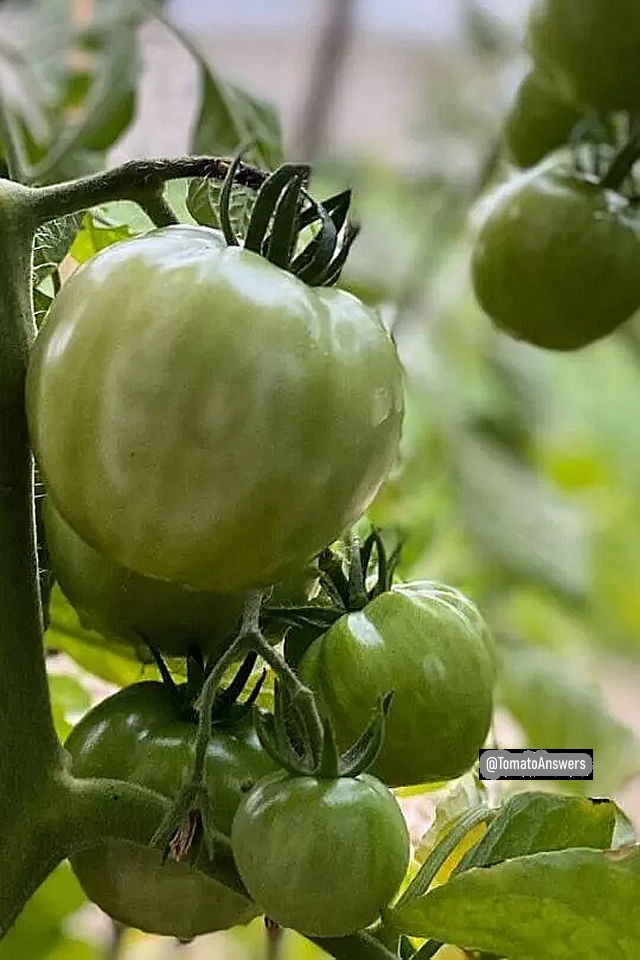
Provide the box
[0,182,61,779]
[0,181,66,936]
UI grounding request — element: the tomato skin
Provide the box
[65,682,276,938]
[527,0,640,113]
[231,770,409,937]
[44,498,242,658]
[471,166,640,350]
[504,70,583,169]
[27,226,404,593]
[299,582,496,787]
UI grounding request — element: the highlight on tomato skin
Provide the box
[27,225,405,595]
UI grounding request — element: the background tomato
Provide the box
[527,0,640,113]
[27,226,404,593]
[503,70,584,169]
[471,164,640,350]
[231,770,409,937]
[299,582,496,787]
[44,498,242,658]
[65,681,276,937]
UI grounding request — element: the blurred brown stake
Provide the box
[292,0,356,162]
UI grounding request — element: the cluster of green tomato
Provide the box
[27,198,496,937]
[472,0,640,352]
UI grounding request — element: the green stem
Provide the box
[29,156,268,227]
[135,189,180,228]
[0,181,66,937]
[0,182,60,779]
[247,625,325,763]
[313,932,399,960]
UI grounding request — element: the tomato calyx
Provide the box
[255,678,393,779]
[144,638,266,729]
[215,146,360,286]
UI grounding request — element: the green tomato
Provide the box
[527,0,640,114]
[299,582,496,787]
[27,226,404,593]
[65,681,276,938]
[471,164,640,350]
[231,770,409,937]
[44,498,242,658]
[504,70,584,169]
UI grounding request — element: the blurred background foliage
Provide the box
[2,0,640,957]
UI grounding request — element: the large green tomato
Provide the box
[44,498,242,658]
[504,70,584,169]
[65,681,276,938]
[527,0,640,113]
[27,226,404,593]
[299,582,496,787]
[471,164,640,350]
[231,770,409,937]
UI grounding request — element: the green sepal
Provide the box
[319,221,361,286]
[339,692,394,778]
[316,716,341,778]
[253,706,308,777]
[265,171,306,268]
[244,163,309,254]
[218,145,253,246]
[290,203,339,284]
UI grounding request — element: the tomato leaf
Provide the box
[0,862,94,960]
[450,433,588,599]
[155,16,281,170]
[69,209,136,264]
[498,645,640,796]
[388,844,640,957]
[48,674,92,740]
[71,25,139,152]
[186,176,255,236]
[33,214,83,286]
[455,792,616,875]
[46,585,161,687]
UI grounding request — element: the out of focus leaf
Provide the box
[498,645,640,796]
[71,26,139,152]
[155,15,281,170]
[192,69,282,170]
[46,585,159,687]
[49,674,92,740]
[0,862,94,960]
[187,176,255,235]
[450,433,588,600]
[69,210,136,264]
[33,214,83,286]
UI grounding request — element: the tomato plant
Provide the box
[471,162,640,350]
[65,679,275,938]
[527,0,640,113]
[503,70,584,169]
[2,3,640,958]
[44,498,243,658]
[232,770,409,937]
[27,225,404,594]
[300,582,496,787]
